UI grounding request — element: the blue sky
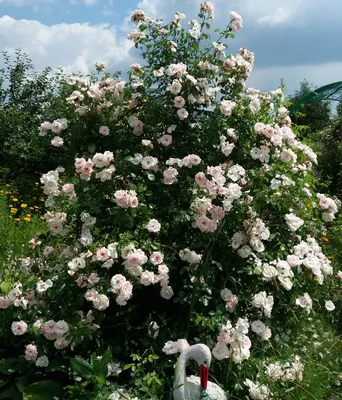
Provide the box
[1,0,342,96]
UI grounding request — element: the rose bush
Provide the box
[0,3,341,399]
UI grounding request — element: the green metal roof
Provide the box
[289,81,342,114]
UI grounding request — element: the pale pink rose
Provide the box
[140,271,155,286]
[76,275,87,288]
[51,121,63,134]
[123,250,147,267]
[195,215,217,232]
[211,206,225,221]
[40,121,52,132]
[84,288,98,301]
[43,320,57,336]
[51,136,64,147]
[93,294,110,311]
[174,96,185,108]
[88,273,100,285]
[319,196,330,209]
[160,285,174,300]
[11,321,28,336]
[158,264,169,274]
[177,108,189,120]
[49,222,63,233]
[141,156,159,171]
[111,274,126,291]
[280,149,297,163]
[0,296,11,309]
[182,154,201,167]
[225,295,238,313]
[131,9,145,23]
[200,1,215,18]
[150,251,164,265]
[158,134,173,147]
[130,63,142,71]
[96,247,109,262]
[146,219,161,233]
[74,157,86,171]
[220,100,236,116]
[212,342,230,360]
[54,338,70,350]
[230,11,243,32]
[254,122,266,134]
[296,293,312,311]
[195,172,208,187]
[62,184,74,194]
[99,126,110,136]
[170,80,182,95]
[25,344,38,360]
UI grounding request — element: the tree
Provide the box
[289,79,332,133]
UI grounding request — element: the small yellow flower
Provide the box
[8,204,13,208]
[25,214,31,217]
[21,203,28,208]
[328,256,334,260]
[40,216,45,220]
[34,206,39,209]
[12,198,18,202]
[10,208,17,213]
[5,184,10,187]
[39,197,44,202]
[23,217,31,222]
[322,236,329,243]
[14,218,21,222]
[35,182,39,185]
[30,207,34,210]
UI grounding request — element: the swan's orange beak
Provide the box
[200,364,209,390]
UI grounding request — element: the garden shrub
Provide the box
[0,4,341,400]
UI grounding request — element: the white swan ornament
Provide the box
[173,344,227,400]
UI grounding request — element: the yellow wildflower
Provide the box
[14,218,20,222]
[12,198,18,202]
[23,217,31,222]
[322,237,329,243]
[39,197,44,202]
[21,203,28,208]
[10,208,17,213]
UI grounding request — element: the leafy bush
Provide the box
[0,4,341,400]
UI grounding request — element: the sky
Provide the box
[1,0,342,96]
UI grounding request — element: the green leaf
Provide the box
[0,387,21,400]
[0,282,11,294]
[70,358,94,379]
[92,349,112,379]
[23,380,63,400]
[0,379,9,389]
[17,373,43,393]
[0,358,18,374]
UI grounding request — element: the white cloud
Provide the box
[0,15,135,76]
[247,61,342,94]
[0,0,54,5]
[83,0,97,5]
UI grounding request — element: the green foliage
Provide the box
[289,80,332,134]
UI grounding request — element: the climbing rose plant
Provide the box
[1,3,341,399]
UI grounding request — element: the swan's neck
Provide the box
[174,351,189,400]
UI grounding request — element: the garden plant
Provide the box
[0,3,341,400]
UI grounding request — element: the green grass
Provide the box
[0,194,47,266]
